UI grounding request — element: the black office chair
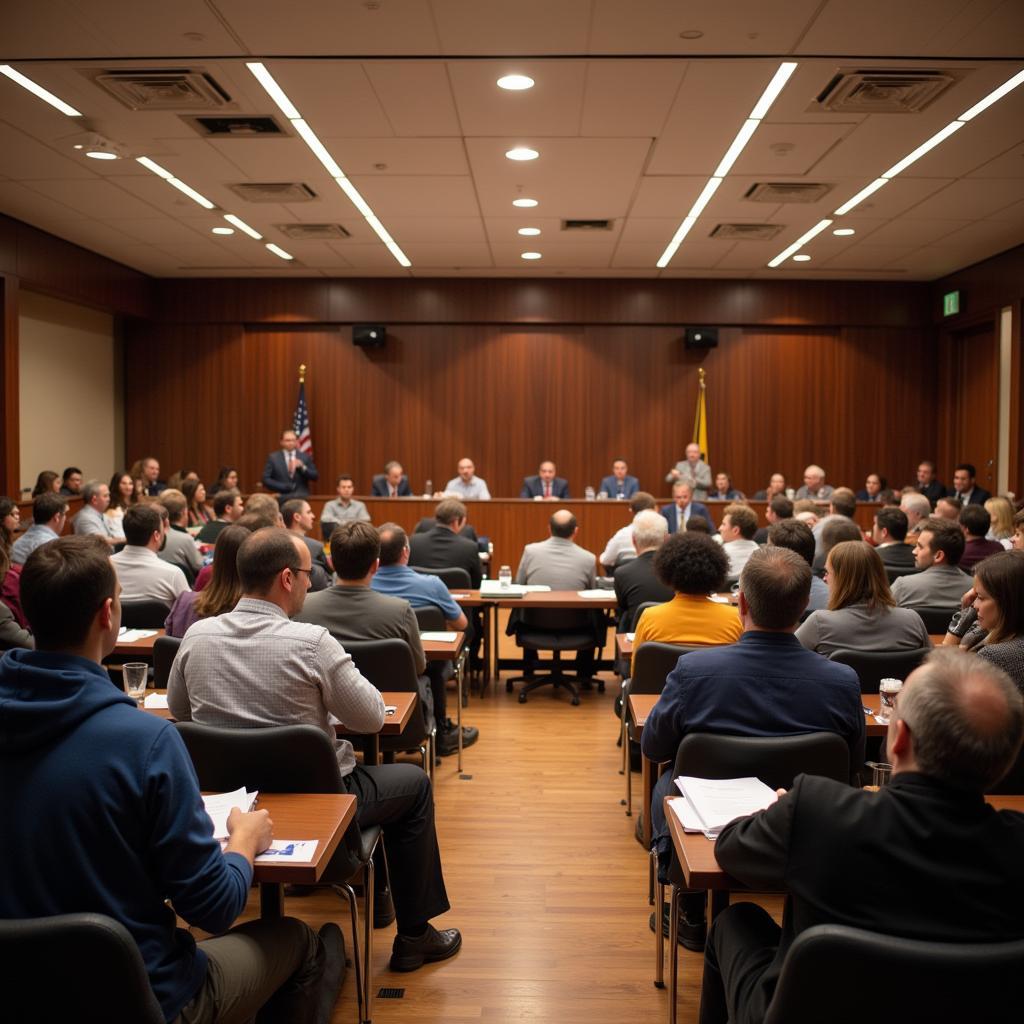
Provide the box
[0,912,164,1022]
[762,924,1024,1023]
[885,565,921,585]
[175,722,380,1024]
[828,647,931,693]
[413,605,446,632]
[913,605,959,634]
[658,731,850,997]
[120,599,170,629]
[412,565,473,590]
[152,634,181,689]
[344,638,435,776]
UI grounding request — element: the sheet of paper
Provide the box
[420,631,457,642]
[708,595,730,604]
[118,628,158,642]
[449,592,470,599]
[521,585,552,592]
[675,776,777,839]
[479,580,526,596]
[626,633,636,642]
[254,840,318,864]
[668,795,706,834]
[143,692,169,709]
[202,788,258,840]
[576,589,612,599]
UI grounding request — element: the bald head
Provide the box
[549,510,578,539]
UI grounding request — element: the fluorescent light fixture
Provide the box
[506,147,539,161]
[334,176,374,219]
[881,121,964,178]
[833,227,855,236]
[521,252,542,260]
[792,254,811,262]
[212,227,234,235]
[958,67,1024,122]
[364,213,412,267]
[657,61,798,268]
[497,74,534,91]
[767,219,833,268]
[517,227,541,236]
[292,119,345,178]
[0,65,82,117]
[265,243,294,260]
[224,214,263,240]
[245,62,301,119]
[166,176,215,210]
[833,178,888,216]
[513,197,538,208]
[136,156,173,180]
[85,149,118,160]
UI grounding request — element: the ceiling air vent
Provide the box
[228,182,318,203]
[561,219,613,231]
[185,115,287,137]
[276,223,351,240]
[745,182,833,204]
[89,69,232,111]
[812,69,959,114]
[710,223,784,241]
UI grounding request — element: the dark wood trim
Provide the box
[0,274,19,497]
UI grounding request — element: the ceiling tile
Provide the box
[364,62,462,137]
[431,0,592,54]
[400,242,493,267]
[581,61,687,137]
[348,175,480,218]
[490,240,617,268]
[24,178,165,219]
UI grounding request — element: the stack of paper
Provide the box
[674,776,777,839]
[202,788,259,841]
[118,628,158,642]
[577,589,612,599]
[480,580,526,597]
[143,692,169,709]
[420,631,458,642]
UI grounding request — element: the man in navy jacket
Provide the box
[521,460,570,499]
[599,459,640,499]
[262,428,319,499]
[660,481,711,533]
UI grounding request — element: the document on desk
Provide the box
[117,628,158,642]
[577,589,611,599]
[202,788,259,841]
[255,840,318,863]
[143,692,169,709]
[675,776,777,839]
[668,796,705,834]
[420,631,458,642]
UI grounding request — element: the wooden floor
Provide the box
[227,652,780,1023]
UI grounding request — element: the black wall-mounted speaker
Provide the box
[684,327,718,349]
[352,324,386,348]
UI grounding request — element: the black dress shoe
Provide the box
[389,924,462,972]
[649,905,707,953]
[437,723,479,756]
[374,890,396,929]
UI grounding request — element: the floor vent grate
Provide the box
[377,987,405,999]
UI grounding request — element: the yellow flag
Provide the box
[692,368,708,465]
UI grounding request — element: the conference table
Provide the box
[422,630,468,770]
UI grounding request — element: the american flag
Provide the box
[292,381,313,456]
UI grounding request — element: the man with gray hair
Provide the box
[900,490,932,536]
[795,464,834,501]
[613,509,672,631]
[701,648,1024,1024]
[599,492,659,571]
[73,479,122,547]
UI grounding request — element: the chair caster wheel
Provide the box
[571,695,581,706]
[518,692,527,704]
[506,680,513,692]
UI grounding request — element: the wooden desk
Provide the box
[628,694,665,849]
[422,631,468,770]
[251,793,357,918]
[110,628,164,659]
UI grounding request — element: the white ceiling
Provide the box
[1,0,1022,280]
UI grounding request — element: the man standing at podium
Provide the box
[262,428,319,499]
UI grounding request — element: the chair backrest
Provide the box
[413,565,472,589]
[630,641,700,695]
[620,598,663,634]
[120,599,170,629]
[344,638,431,741]
[763,923,1024,1024]
[413,604,446,632]
[175,722,342,793]
[828,647,931,694]
[152,634,182,688]
[913,605,958,634]
[1,912,164,1023]
[885,565,920,584]
[674,731,850,791]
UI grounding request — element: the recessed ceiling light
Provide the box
[497,74,534,91]
[833,227,855,236]
[792,254,811,262]
[212,226,234,235]
[678,30,704,40]
[513,197,538,208]
[85,149,118,160]
[506,147,539,161]
[518,227,541,236]
[520,252,542,260]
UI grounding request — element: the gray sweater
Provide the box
[796,603,931,656]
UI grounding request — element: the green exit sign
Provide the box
[943,290,961,316]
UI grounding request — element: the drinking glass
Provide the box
[878,678,903,723]
[498,565,512,588]
[123,662,148,703]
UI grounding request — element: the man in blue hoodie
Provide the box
[0,535,341,1023]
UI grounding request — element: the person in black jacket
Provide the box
[613,510,672,633]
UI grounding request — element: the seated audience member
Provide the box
[409,499,483,587]
[599,492,658,570]
[73,479,123,547]
[754,494,793,544]
[443,458,491,501]
[166,468,199,493]
[599,459,639,500]
[1013,508,1024,551]
[59,466,83,497]
[952,461,991,506]
[373,523,477,753]
[244,491,284,525]
[891,518,970,610]
[811,488,858,556]
[797,540,930,655]
[795,464,834,501]
[282,498,332,591]
[959,504,1004,573]
[165,524,251,638]
[0,542,32,650]
[685,515,711,533]
[196,489,245,544]
[106,471,136,534]
[372,460,411,498]
[0,534,340,1020]
[321,475,371,531]
[12,492,67,565]
[1,496,20,550]
[699,648,1024,1024]
[155,490,203,585]
[753,473,787,501]
[214,466,240,492]
[660,482,711,534]
[718,503,759,579]
[262,429,319,499]
[136,455,166,497]
[871,507,915,568]
[110,504,189,608]
[710,472,744,501]
[812,517,863,576]
[182,477,213,527]
[878,488,899,505]
[643,546,864,952]
[935,494,963,521]
[32,470,61,497]
[985,496,1015,545]
[665,443,711,500]
[632,532,742,660]
[169,528,461,972]
[914,459,947,506]
[856,472,886,502]
[613,510,673,631]
[0,498,27,631]
[768,519,829,613]
[900,490,932,536]
[520,460,570,500]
